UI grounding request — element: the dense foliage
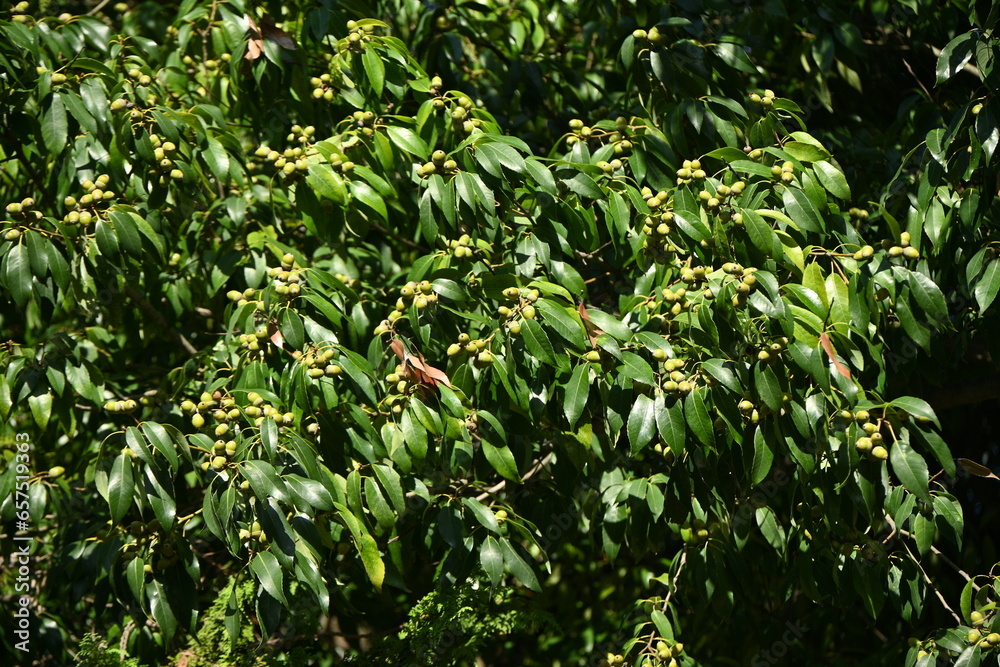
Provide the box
[1,1,999,665]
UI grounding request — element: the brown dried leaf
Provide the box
[578,303,602,347]
[819,332,851,379]
[245,14,263,61]
[957,458,1000,481]
[261,15,297,50]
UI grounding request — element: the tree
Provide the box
[1,0,999,665]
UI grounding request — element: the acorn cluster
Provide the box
[660,358,699,396]
[344,20,375,53]
[598,653,628,667]
[417,149,459,178]
[496,286,539,336]
[640,210,677,263]
[180,391,293,434]
[749,88,777,110]
[967,610,999,650]
[144,134,184,185]
[334,272,362,290]
[770,160,796,184]
[632,25,665,46]
[648,639,684,666]
[120,519,178,571]
[384,364,417,413]
[649,287,693,332]
[446,333,494,366]
[756,335,788,365]
[395,280,439,313]
[675,158,707,184]
[10,1,31,23]
[699,181,746,216]
[725,263,758,308]
[737,390,790,424]
[61,173,118,227]
[268,253,307,298]
[447,233,476,259]
[203,438,239,472]
[3,198,38,241]
[103,398,138,414]
[608,116,637,155]
[882,231,920,261]
[256,143,311,179]
[681,517,722,545]
[843,409,891,461]
[233,321,270,355]
[239,520,269,547]
[180,53,231,75]
[125,67,153,88]
[651,442,676,465]
[296,346,343,380]
[439,95,479,135]
[596,158,624,175]
[310,73,338,101]
[565,118,593,146]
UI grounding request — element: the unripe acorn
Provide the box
[48,466,66,478]
[110,98,128,112]
[586,350,601,363]
[871,445,889,461]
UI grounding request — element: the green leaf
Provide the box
[386,126,428,159]
[754,362,784,412]
[204,135,231,182]
[564,363,590,428]
[357,533,385,592]
[27,392,52,431]
[4,243,31,307]
[782,141,830,162]
[712,42,758,74]
[108,453,133,524]
[953,644,982,667]
[241,460,290,504]
[401,409,428,460]
[584,308,633,341]
[750,426,774,485]
[362,47,385,96]
[306,162,349,203]
[627,393,656,454]
[813,161,851,199]
[562,172,603,199]
[146,579,178,643]
[889,440,933,504]
[249,551,288,605]
[462,497,501,534]
[480,536,504,588]
[42,92,67,156]
[520,317,556,365]
[906,270,948,322]
[887,396,940,428]
[482,439,519,481]
[364,476,395,529]
[259,418,278,459]
[974,259,1000,313]
[656,396,686,455]
[225,583,241,653]
[782,187,825,233]
[499,537,541,592]
[935,32,976,84]
[700,358,741,394]
[684,389,713,446]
